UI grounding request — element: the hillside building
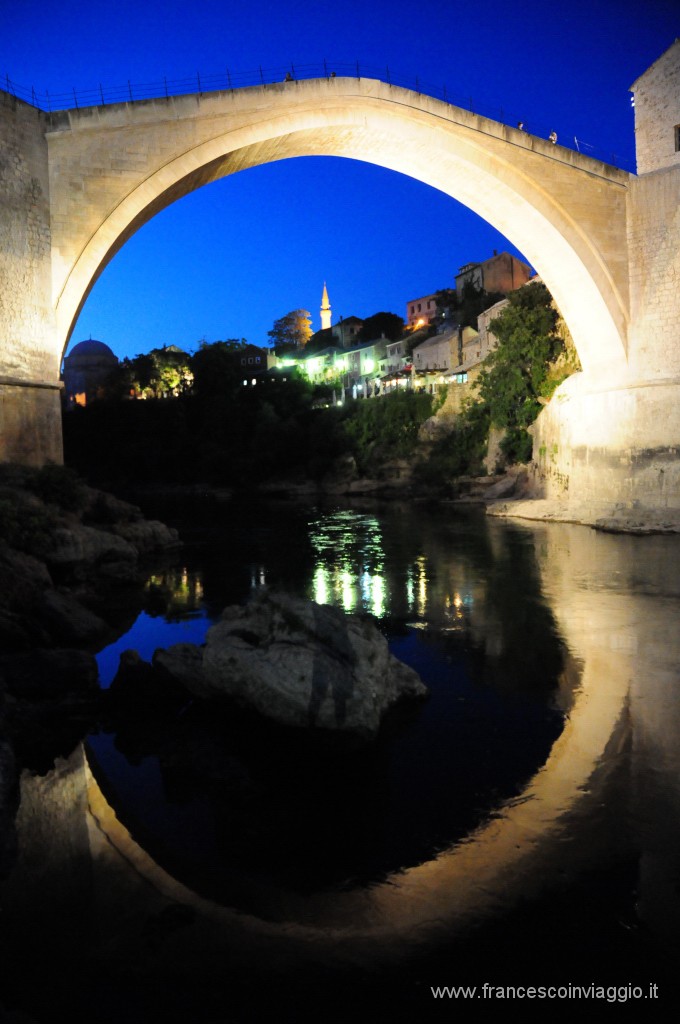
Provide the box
[405,293,439,328]
[455,251,533,295]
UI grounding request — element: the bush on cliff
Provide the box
[338,390,433,475]
[413,400,491,491]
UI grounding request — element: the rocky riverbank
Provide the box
[432,462,680,535]
[485,496,680,534]
[0,465,181,655]
[0,465,182,872]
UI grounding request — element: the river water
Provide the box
[2,497,680,1020]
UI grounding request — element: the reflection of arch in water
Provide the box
[85,644,628,948]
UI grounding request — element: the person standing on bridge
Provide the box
[549,130,558,144]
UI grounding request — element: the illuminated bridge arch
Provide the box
[48,77,630,377]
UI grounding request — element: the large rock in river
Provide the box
[154,590,428,739]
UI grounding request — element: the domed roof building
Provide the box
[62,338,119,407]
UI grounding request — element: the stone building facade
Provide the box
[405,293,439,328]
[630,38,680,175]
[455,251,533,296]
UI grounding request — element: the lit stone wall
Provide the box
[0,92,62,464]
[0,93,56,380]
[631,38,680,176]
[626,168,680,380]
[532,372,680,509]
[531,41,680,510]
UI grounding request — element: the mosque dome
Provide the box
[65,339,118,365]
[62,339,119,407]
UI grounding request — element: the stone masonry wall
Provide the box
[0,91,62,464]
[632,39,680,176]
[626,166,680,380]
[0,91,55,381]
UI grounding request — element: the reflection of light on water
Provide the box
[402,558,429,617]
[144,567,205,613]
[146,568,204,603]
[307,509,473,624]
[341,570,354,612]
[309,510,388,616]
[371,573,385,618]
[250,565,267,589]
[416,556,427,618]
[313,565,329,605]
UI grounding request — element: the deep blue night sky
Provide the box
[3,0,677,360]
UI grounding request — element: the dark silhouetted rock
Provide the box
[108,649,188,711]
[152,643,206,693]
[0,649,99,701]
[35,589,113,646]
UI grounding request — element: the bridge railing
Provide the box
[2,63,635,172]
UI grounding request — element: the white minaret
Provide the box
[320,282,332,331]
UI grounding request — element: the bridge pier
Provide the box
[532,372,680,511]
[0,91,61,466]
[0,378,63,466]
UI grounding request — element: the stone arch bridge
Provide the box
[1,64,679,509]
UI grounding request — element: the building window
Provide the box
[417,303,422,312]
[675,125,680,152]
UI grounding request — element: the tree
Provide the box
[434,283,505,329]
[267,310,312,353]
[357,311,404,343]
[433,288,457,324]
[190,340,246,397]
[476,282,562,461]
[123,346,193,399]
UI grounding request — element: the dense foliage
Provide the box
[476,282,564,463]
[338,390,433,475]
[434,282,505,329]
[413,400,491,491]
[64,368,322,488]
[111,345,195,399]
[62,282,575,493]
[63,359,435,491]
